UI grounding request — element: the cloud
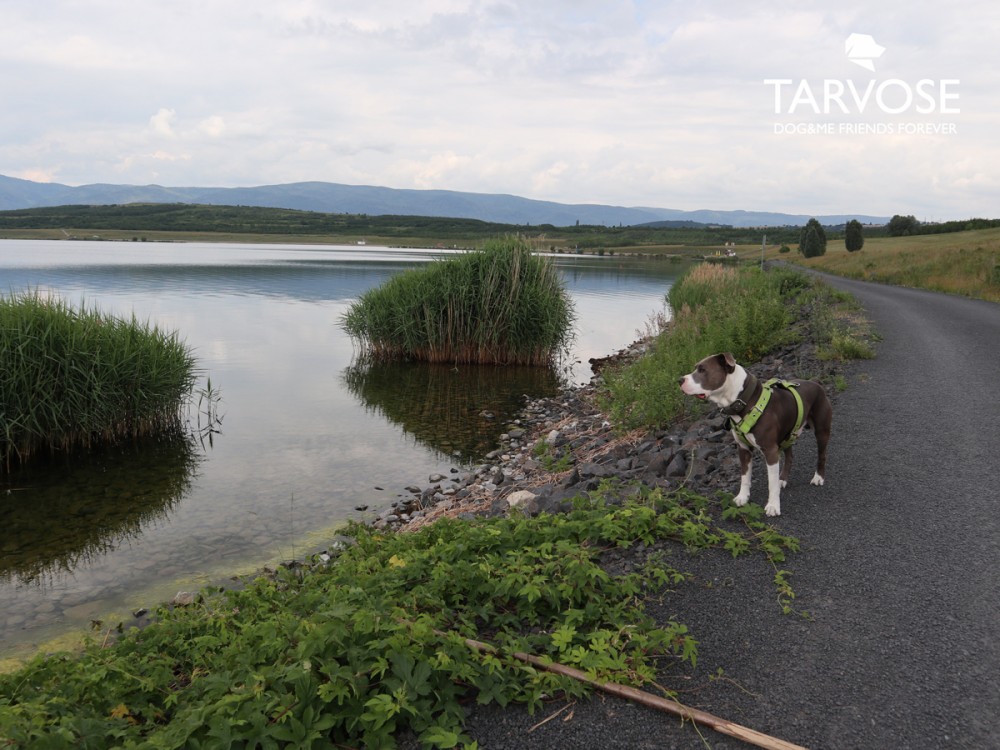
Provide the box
[149,108,177,137]
[198,116,226,138]
[0,0,997,219]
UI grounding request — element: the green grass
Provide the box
[600,264,802,428]
[0,488,798,748]
[774,227,1000,303]
[0,290,198,470]
[342,237,575,365]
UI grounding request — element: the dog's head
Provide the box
[678,352,739,403]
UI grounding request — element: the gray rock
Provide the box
[172,591,196,607]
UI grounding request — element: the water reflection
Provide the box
[0,436,202,586]
[0,241,683,658]
[342,361,561,462]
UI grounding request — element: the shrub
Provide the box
[0,291,198,470]
[601,265,793,428]
[342,237,575,366]
[845,219,865,252]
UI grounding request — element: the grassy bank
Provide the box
[342,236,575,365]
[773,227,1000,303]
[600,264,875,428]
[0,291,198,470]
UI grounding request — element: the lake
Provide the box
[0,240,686,660]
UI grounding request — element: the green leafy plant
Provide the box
[532,438,574,472]
[0,488,798,748]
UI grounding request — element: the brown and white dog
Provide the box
[678,353,832,516]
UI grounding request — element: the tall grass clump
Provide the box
[601,265,796,428]
[1,290,198,470]
[342,237,575,365]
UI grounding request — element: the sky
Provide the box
[1,0,997,221]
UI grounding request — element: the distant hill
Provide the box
[0,174,889,228]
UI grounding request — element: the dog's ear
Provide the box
[719,352,737,372]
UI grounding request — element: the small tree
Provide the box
[801,226,825,258]
[845,219,865,252]
[798,218,827,257]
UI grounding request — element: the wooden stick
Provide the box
[461,636,809,750]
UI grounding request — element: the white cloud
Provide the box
[0,0,997,219]
[149,108,177,137]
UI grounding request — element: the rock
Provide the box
[506,490,540,516]
[506,490,537,508]
[665,452,689,477]
[579,462,614,479]
[428,473,446,483]
[172,591,196,607]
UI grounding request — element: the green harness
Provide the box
[727,378,805,451]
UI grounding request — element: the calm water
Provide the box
[0,240,685,659]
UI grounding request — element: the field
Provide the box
[766,227,1000,303]
[0,204,803,251]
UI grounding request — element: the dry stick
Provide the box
[460,636,809,750]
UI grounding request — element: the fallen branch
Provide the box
[461,635,809,750]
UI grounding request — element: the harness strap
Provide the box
[728,378,805,450]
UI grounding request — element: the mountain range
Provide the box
[0,174,888,228]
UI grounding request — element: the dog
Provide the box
[678,352,832,516]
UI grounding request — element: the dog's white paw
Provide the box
[810,473,825,486]
[765,503,781,517]
[780,479,788,489]
[733,493,750,507]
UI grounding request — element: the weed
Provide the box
[532,439,574,472]
[0,490,797,748]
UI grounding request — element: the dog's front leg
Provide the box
[780,446,793,488]
[733,445,753,506]
[764,446,782,517]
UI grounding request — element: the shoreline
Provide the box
[1,308,841,672]
[363,321,841,537]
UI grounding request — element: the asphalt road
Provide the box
[458,275,1000,749]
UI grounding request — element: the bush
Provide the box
[845,219,865,252]
[0,291,198,470]
[601,265,794,428]
[342,237,575,365]
[798,218,827,258]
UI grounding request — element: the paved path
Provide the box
[459,276,1000,749]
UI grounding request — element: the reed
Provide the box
[0,290,198,470]
[601,265,794,428]
[342,237,575,365]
